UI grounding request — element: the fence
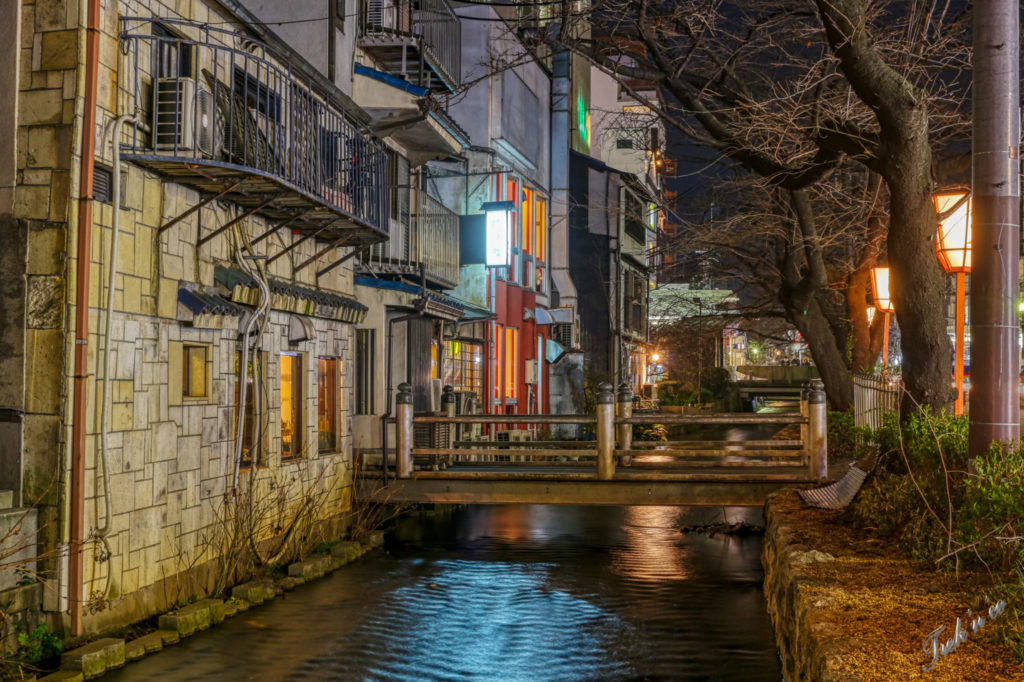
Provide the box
[119,17,389,233]
[387,383,828,482]
[361,0,461,89]
[853,373,902,430]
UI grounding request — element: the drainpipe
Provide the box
[549,46,577,313]
[69,0,102,637]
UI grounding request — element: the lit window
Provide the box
[535,197,547,262]
[317,357,338,452]
[281,353,303,458]
[521,187,533,257]
[182,345,208,398]
[443,340,484,402]
[504,327,518,400]
[493,324,503,400]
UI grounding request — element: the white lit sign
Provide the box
[482,201,513,267]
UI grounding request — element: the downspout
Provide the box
[70,0,101,637]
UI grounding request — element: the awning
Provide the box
[535,307,574,325]
[215,265,368,324]
[177,286,247,327]
[355,275,467,322]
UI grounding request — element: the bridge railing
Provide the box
[392,382,828,481]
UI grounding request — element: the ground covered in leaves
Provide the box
[769,491,1023,680]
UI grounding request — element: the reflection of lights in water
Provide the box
[363,560,633,681]
[615,506,689,581]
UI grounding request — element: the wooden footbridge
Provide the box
[356,383,829,507]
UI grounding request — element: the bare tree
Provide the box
[543,0,970,412]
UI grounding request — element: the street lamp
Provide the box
[934,189,971,416]
[692,297,703,406]
[870,266,895,368]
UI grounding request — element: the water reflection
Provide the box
[106,505,781,681]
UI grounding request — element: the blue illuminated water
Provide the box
[105,505,782,681]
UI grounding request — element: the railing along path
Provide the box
[389,382,828,483]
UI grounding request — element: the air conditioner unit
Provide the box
[429,377,443,412]
[551,323,574,348]
[155,77,213,156]
[509,429,534,442]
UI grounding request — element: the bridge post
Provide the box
[396,383,414,479]
[597,382,615,480]
[808,381,828,480]
[800,383,810,466]
[442,384,456,452]
[617,382,632,467]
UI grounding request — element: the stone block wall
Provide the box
[11,0,366,631]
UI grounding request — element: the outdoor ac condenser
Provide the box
[155,77,213,156]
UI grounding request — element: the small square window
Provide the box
[616,138,634,149]
[182,345,208,398]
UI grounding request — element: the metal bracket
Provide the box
[294,235,354,275]
[196,195,278,247]
[265,224,333,266]
[157,180,244,234]
[317,244,372,278]
[248,210,312,248]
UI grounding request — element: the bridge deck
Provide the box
[356,460,823,506]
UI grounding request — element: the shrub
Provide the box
[15,623,62,665]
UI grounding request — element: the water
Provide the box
[106,505,782,681]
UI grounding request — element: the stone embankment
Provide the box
[40,532,384,681]
[762,491,1020,681]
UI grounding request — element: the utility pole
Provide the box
[970,0,1020,456]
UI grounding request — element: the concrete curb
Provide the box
[44,535,384,681]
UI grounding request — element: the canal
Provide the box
[105,504,782,681]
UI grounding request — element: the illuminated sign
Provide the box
[481,201,514,267]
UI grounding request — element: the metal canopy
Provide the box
[129,155,388,248]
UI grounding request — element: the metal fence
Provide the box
[362,188,459,286]
[853,373,902,430]
[119,18,389,232]
[362,0,461,88]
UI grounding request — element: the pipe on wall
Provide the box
[69,0,102,636]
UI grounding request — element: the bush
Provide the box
[827,411,873,463]
[15,623,62,665]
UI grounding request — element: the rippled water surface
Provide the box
[106,505,782,681]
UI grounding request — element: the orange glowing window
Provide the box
[521,187,533,256]
[493,323,503,400]
[535,197,547,262]
[504,327,518,400]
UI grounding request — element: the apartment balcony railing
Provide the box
[119,18,389,248]
[360,0,461,92]
[361,188,459,288]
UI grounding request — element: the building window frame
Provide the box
[355,328,376,415]
[317,356,339,453]
[235,350,267,468]
[182,344,209,399]
[280,352,304,459]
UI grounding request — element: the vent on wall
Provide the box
[551,323,573,348]
[93,163,114,204]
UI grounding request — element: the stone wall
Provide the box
[762,491,837,682]
[12,0,366,632]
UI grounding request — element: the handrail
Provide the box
[362,187,459,285]
[393,383,828,483]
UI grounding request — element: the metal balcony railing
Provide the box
[360,0,461,91]
[362,188,460,287]
[118,18,389,241]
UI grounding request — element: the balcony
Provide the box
[119,18,389,247]
[359,0,461,92]
[360,188,460,288]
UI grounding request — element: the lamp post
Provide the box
[692,296,703,405]
[934,190,972,415]
[870,266,895,368]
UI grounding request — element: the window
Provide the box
[493,323,503,400]
[153,24,193,79]
[182,345,208,398]
[235,351,266,466]
[504,327,518,400]
[616,138,634,149]
[535,197,547,262]
[280,353,303,458]
[332,0,346,30]
[355,329,375,414]
[521,187,533,257]
[233,66,282,123]
[317,357,338,452]
[443,340,484,402]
